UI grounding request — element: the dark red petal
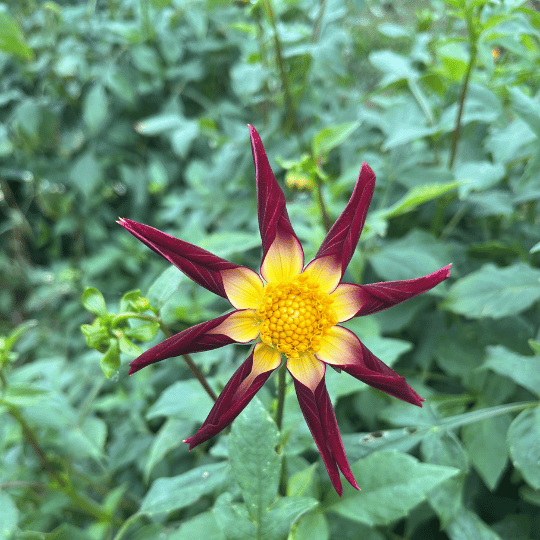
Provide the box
[293,378,360,496]
[340,341,424,406]
[313,162,375,277]
[129,313,236,375]
[248,125,304,270]
[118,218,240,299]
[350,264,452,317]
[185,351,274,450]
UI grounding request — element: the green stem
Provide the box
[275,362,287,431]
[311,0,326,42]
[263,0,297,130]
[448,9,477,169]
[8,407,116,524]
[182,353,217,402]
[313,175,332,232]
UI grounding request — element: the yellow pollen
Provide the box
[257,273,337,358]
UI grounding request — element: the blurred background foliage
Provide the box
[1,0,540,539]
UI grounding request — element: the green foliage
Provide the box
[1,0,540,539]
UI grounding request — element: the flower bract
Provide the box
[118,125,451,495]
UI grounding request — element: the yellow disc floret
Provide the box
[256,273,338,358]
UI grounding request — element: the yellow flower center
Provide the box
[256,273,337,358]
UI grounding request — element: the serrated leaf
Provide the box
[82,287,108,317]
[328,451,459,526]
[229,397,280,521]
[442,263,540,319]
[481,346,540,397]
[140,462,230,515]
[312,122,360,159]
[507,408,540,489]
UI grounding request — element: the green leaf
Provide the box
[378,182,459,219]
[83,84,108,135]
[368,229,451,282]
[144,418,192,482]
[446,507,503,540]
[481,345,540,397]
[328,451,459,526]
[169,511,226,540]
[1,384,49,407]
[228,397,280,521]
[214,498,257,540]
[140,462,230,515]
[287,464,318,497]
[509,87,540,138]
[100,340,120,379]
[442,263,540,319]
[312,122,360,159]
[263,497,319,540]
[290,509,329,540]
[455,161,505,197]
[507,408,540,489]
[0,12,33,60]
[148,266,184,310]
[0,491,18,540]
[82,287,108,317]
[462,413,510,490]
[199,231,261,258]
[119,290,152,313]
[146,379,215,423]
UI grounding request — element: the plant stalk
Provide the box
[275,362,287,431]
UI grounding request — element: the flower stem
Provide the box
[275,362,287,431]
[182,353,218,402]
[263,0,297,130]
[313,175,332,232]
[448,9,477,169]
[157,319,217,402]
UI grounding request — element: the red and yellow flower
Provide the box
[119,125,451,495]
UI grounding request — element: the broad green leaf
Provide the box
[509,87,540,137]
[0,491,18,540]
[485,118,536,164]
[481,345,540,397]
[287,464,318,498]
[148,266,184,309]
[65,416,108,460]
[455,161,505,197]
[0,12,33,60]
[442,263,540,319]
[69,152,103,198]
[146,379,214,423]
[83,84,108,134]
[169,511,226,540]
[119,290,152,313]
[263,497,318,540]
[144,418,192,481]
[199,231,261,258]
[82,287,108,317]
[290,508,329,540]
[328,451,459,526]
[446,507,503,540]
[140,462,230,515]
[214,498,257,540]
[1,384,49,407]
[507,408,540,489]
[171,120,199,158]
[462,413,510,490]
[228,397,280,521]
[312,122,360,159]
[378,182,459,219]
[368,229,451,282]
